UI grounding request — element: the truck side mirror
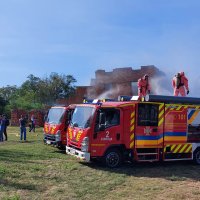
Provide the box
[66,111,72,125]
[99,112,105,124]
[98,113,105,131]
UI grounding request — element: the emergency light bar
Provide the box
[144,94,200,105]
[92,98,116,103]
[83,98,117,104]
[131,96,139,101]
[83,99,94,104]
[118,95,132,101]
[101,98,116,102]
[118,95,139,101]
[92,99,99,104]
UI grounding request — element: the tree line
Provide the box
[0,73,76,117]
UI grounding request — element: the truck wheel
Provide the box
[104,148,122,168]
[58,145,66,150]
[193,148,200,165]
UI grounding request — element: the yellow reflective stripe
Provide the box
[130,141,134,148]
[130,125,134,132]
[130,133,134,140]
[158,118,164,126]
[188,110,200,124]
[173,144,182,153]
[158,104,164,126]
[176,106,182,111]
[130,118,135,125]
[170,144,176,151]
[159,104,164,110]
[164,146,167,152]
[130,110,135,149]
[179,144,188,153]
[165,144,193,153]
[185,145,192,153]
[159,109,164,118]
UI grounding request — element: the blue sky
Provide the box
[1,0,200,96]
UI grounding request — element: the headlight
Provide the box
[81,137,89,152]
[55,130,61,141]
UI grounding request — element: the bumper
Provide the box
[43,134,62,146]
[66,146,90,162]
[44,138,62,146]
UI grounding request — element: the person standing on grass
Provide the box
[19,115,27,141]
[0,115,3,142]
[29,114,35,132]
[0,115,7,141]
[3,115,9,141]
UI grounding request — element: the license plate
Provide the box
[71,148,75,154]
[46,140,51,145]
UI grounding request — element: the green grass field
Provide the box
[0,126,200,200]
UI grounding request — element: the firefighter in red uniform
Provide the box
[172,72,189,97]
[137,74,151,100]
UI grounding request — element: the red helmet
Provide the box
[180,71,184,76]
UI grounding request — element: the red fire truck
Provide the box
[44,104,75,149]
[66,95,200,167]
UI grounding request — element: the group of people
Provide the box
[137,71,189,99]
[0,114,36,142]
[0,114,9,142]
[19,114,36,141]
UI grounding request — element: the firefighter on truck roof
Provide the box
[172,71,189,97]
[137,74,151,100]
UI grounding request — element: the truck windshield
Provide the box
[71,106,95,128]
[46,108,66,124]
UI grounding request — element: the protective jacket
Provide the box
[137,76,150,100]
[172,72,189,97]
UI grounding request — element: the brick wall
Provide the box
[11,109,45,127]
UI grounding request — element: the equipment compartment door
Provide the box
[135,103,164,148]
[163,104,190,160]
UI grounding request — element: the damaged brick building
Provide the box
[11,65,162,126]
[59,65,162,105]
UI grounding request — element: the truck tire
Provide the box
[58,145,66,151]
[193,148,200,165]
[104,148,122,168]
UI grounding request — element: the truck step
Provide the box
[137,153,159,155]
[138,159,159,162]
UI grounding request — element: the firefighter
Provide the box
[137,74,151,100]
[172,72,189,97]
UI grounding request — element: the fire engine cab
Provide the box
[66,95,200,167]
[44,104,75,149]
